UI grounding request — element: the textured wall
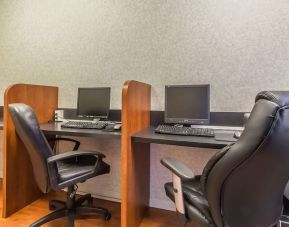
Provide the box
[1,0,289,210]
[1,1,289,111]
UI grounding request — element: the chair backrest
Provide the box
[204,91,289,227]
[8,103,54,193]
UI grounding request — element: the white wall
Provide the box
[1,0,289,210]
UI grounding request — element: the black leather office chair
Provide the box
[8,103,111,227]
[161,91,289,227]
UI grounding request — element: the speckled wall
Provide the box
[1,0,289,210]
[1,1,289,111]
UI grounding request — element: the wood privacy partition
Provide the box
[3,84,58,217]
[121,80,151,227]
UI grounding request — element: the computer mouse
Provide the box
[114,124,122,130]
[234,131,242,139]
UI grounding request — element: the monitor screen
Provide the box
[77,87,111,118]
[165,85,210,125]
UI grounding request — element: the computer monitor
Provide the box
[165,84,210,125]
[77,87,111,119]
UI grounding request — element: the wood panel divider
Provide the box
[121,80,151,227]
[3,84,58,217]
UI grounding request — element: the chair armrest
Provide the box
[161,157,195,181]
[161,157,194,218]
[47,150,105,164]
[47,137,80,151]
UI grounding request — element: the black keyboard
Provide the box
[61,121,108,129]
[155,124,214,137]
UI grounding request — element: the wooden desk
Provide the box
[120,81,233,227]
[122,88,243,227]
[1,81,240,226]
[41,123,228,227]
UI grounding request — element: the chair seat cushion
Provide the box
[57,155,107,182]
[165,176,215,226]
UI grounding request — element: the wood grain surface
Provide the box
[2,84,58,217]
[121,80,151,227]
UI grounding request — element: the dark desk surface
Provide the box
[41,122,121,138]
[132,127,232,149]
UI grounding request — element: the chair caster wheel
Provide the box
[105,212,111,221]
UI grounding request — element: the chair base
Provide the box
[30,187,111,227]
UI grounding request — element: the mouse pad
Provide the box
[214,130,237,142]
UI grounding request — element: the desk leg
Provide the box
[122,142,150,227]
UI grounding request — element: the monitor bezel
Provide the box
[164,84,210,125]
[77,87,111,119]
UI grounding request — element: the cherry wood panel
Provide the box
[121,80,151,227]
[3,84,58,217]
